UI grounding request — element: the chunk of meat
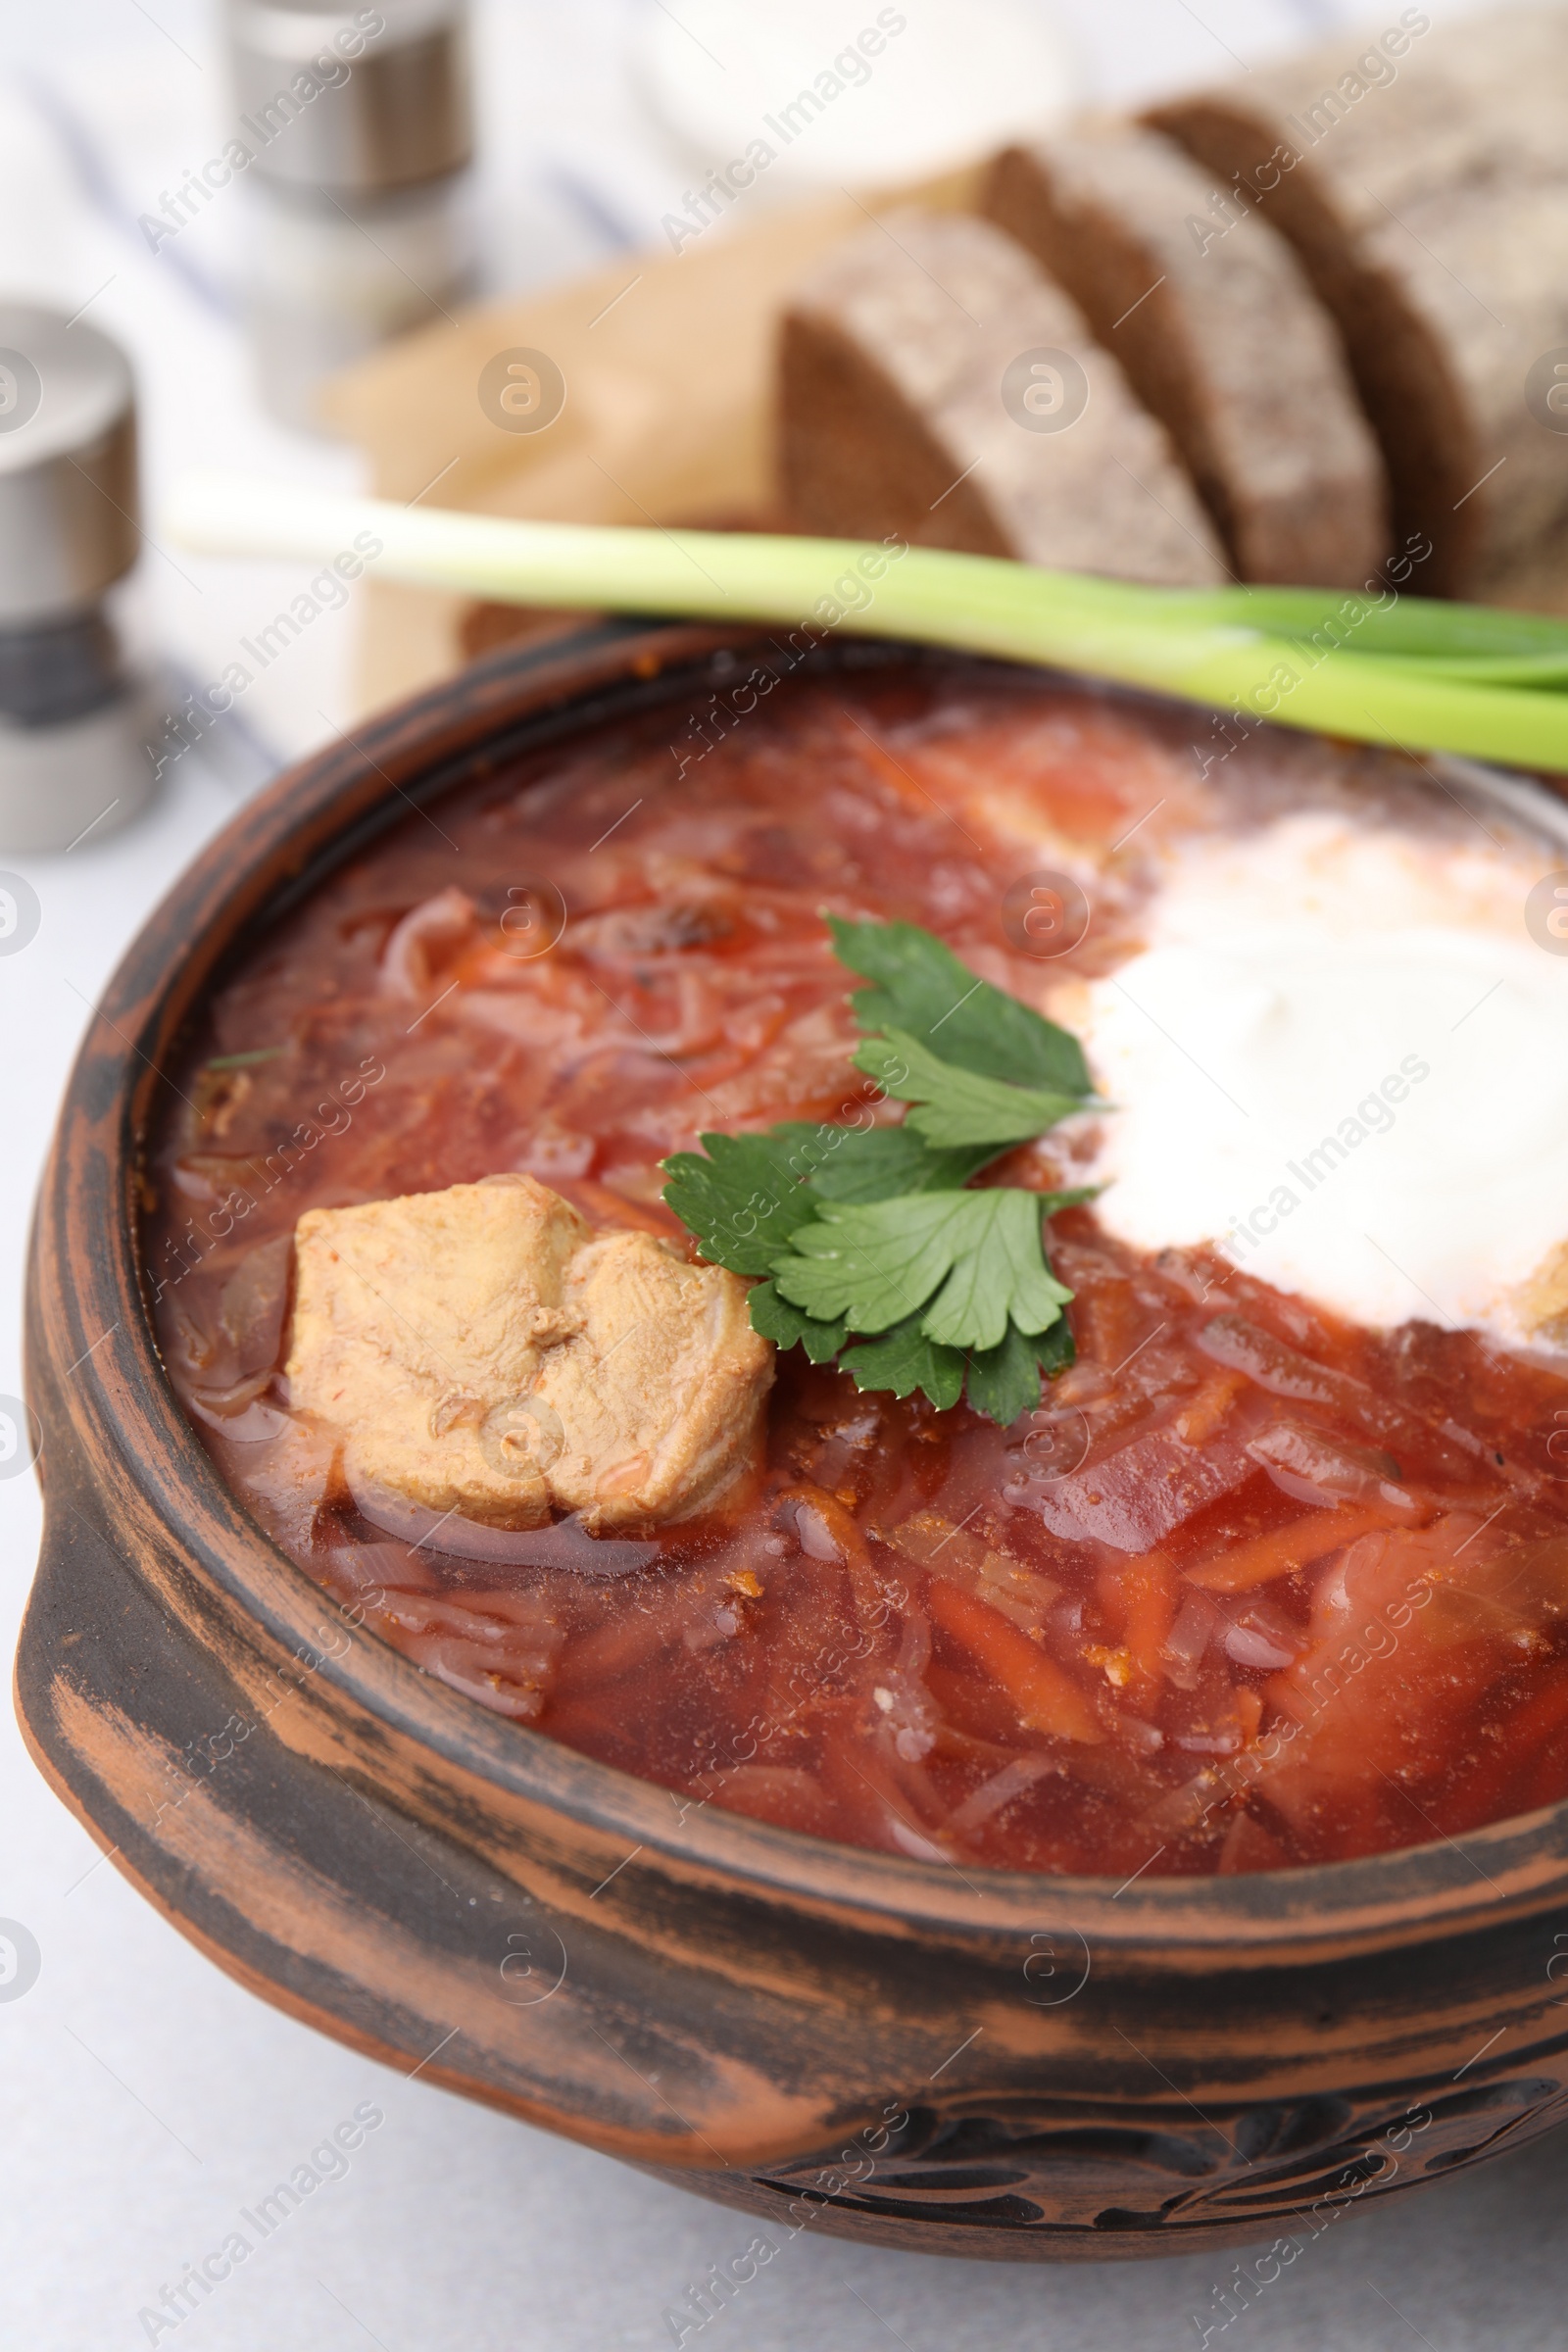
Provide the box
[287,1175,588,1528]
[284,1173,771,1536]
[536,1229,772,1530]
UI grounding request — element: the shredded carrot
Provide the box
[888,1509,1060,1636]
[1172,1372,1245,1446]
[560,1177,675,1236]
[1116,1551,1177,1707]
[926,1580,1103,1743]
[778,1482,873,1571]
[1186,1501,1406,1593]
[840,721,943,819]
[885,1508,990,1579]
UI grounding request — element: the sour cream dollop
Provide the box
[1066,809,1568,1342]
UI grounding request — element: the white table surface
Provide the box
[6,2,1565,2345]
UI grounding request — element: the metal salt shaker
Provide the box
[0,303,153,856]
[226,0,477,432]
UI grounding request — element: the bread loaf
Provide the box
[1148,7,1568,592]
[778,210,1226,586]
[984,126,1389,588]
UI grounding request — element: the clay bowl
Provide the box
[19,621,1568,2263]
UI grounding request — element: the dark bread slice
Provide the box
[984,126,1389,588]
[1148,7,1568,592]
[778,211,1226,586]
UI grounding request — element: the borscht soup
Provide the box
[143,659,1568,1879]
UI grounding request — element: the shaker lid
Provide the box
[0,304,138,626]
[227,0,473,196]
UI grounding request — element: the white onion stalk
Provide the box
[165,469,1568,770]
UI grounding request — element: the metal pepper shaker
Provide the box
[0,303,154,856]
[226,0,477,432]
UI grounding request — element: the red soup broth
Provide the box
[143,662,1568,1878]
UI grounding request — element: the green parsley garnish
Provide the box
[662,917,1101,1426]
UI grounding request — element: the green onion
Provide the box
[1140,584,1568,664]
[164,469,1568,770]
[204,1046,284,1070]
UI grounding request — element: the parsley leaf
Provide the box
[965,1319,1076,1426]
[840,1309,1078,1419]
[921,1191,1074,1349]
[771,1191,968,1334]
[747,1278,848,1361]
[856,1029,1090,1149]
[664,1122,996,1275]
[827,913,1091,1096]
[661,916,1101,1425]
[841,1313,966,1410]
[772,1189,1073,1352]
[765,1121,996,1200]
[661,1130,819,1275]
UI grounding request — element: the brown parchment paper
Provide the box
[322,172,979,713]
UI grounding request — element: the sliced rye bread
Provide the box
[777,210,1227,586]
[983,126,1389,588]
[1147,7,1568,593]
